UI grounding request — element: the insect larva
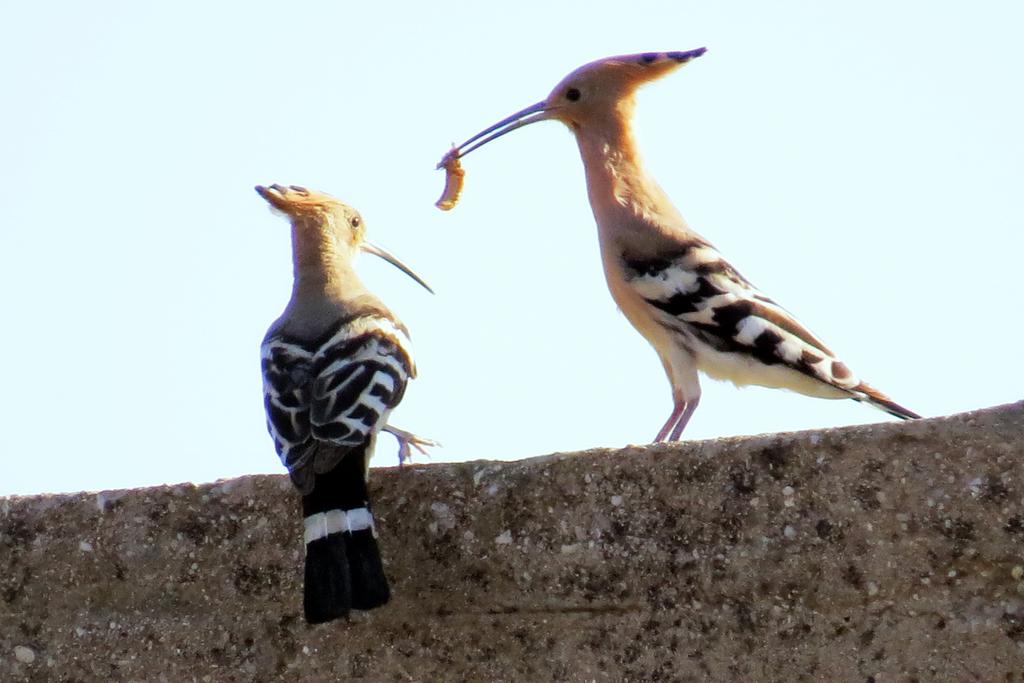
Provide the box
[435,149,465,211]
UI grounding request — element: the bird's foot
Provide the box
[382,425,439,465]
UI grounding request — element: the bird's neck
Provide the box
[289,219,362,302]
[573,117,690,256]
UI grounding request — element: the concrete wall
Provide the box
[2,402,1022,682]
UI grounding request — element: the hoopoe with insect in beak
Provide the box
[441,49,919,441]
[257,183,436,624]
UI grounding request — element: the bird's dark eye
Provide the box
[566,87,581,102]
[350,216,361,228]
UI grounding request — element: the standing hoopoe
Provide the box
[441,50,919,441]
[257,184,435,624]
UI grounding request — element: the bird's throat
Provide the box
[290,222,358,301]
[574,123,689,255]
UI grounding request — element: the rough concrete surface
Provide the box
[2,403,1023,682]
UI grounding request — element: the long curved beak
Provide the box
[444,100,554,162]
[360,242,434,294]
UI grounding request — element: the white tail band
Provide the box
[303,507,375,544]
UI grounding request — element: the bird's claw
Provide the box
[383,425,440,465]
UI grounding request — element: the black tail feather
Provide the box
[303,534,352,624]
[853,382,921,421]
[346,530,390,610]
[300,447,390,624]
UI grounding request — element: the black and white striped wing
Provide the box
[308,320,414,457]
[624,241,861,392]
[261,338,317,474]
[262,316,415,484]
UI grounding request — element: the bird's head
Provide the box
[256,183,366,246]
[256,184,432,293]
[448,49,705,157]
[545,50,706,130]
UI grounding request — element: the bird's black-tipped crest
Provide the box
[668,47,707,62]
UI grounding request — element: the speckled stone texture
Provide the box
[2,403,1023,682]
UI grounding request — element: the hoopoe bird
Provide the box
[443,49,919,441]
[257,184,435,624]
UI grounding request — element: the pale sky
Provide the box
[2,1,1021,496]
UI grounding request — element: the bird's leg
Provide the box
[667,394,701,441]
[654,372,701,443]
[382,425,439,465]
[654,400,686,443]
